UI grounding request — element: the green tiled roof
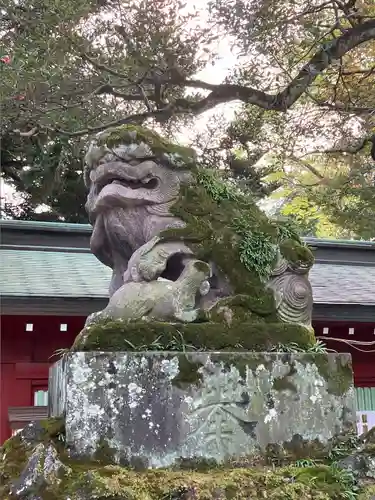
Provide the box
[310,263,375,305]
[1,247,375,304]
[0,249,111,298]
[356,387,375,412]
[0,219,92,232]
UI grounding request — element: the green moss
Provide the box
[172,356,203,388]
[280,238,314,266]
[72,319,315,352]
[93,438,116,463]
[172,457,220,471]
[96,124,196,169]
[0,418,66,498]
[359,485,375,499]
[291,464,357,497]
[160,180,276,307]
[40,417,65,441]
[6,458,361,499]
[0,421,362,499]
[272,376,298,393]
[207,294,274,323]
[303,354,353,396]
[0,434,26,494]
[193,261,211,273]
[159,169,313,326]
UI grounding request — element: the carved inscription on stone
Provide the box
[183,366,258,459]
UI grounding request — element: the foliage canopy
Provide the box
[1,0,374,235]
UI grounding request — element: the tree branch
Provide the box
[75,18,375,114]
[14,19,375,138]
[288,154,325,179]
[321,135,375,155]
[315,101,375,115]
[1,164,24,186]
[302,134,375,156]
[42,109,171,137]
[77,50,132,81]
[12,126,39,137]
[341,65,375,76]
[170,18,375,112]
[93,84,148,101]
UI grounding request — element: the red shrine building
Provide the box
[1,219,375,444]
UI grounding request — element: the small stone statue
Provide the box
[83,125,314,329]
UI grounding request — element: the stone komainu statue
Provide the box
[83,125,314,329]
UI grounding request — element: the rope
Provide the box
[316,336,375,353]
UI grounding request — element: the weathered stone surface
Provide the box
[83,125,314,329]
[339,451,375,479]
[86,242,212,325]
[49,351,356,468]
[338,429,375,481]
[9,442,70,499]
[2,435,369,500]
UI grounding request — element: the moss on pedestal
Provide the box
[3,419,371,499]
[72,319,315,352]
[58,463,362,500]
[0,424,366,500]
[302,353,354,396]
[207,294,274,323]
[172,356,204,388]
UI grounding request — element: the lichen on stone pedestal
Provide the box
[47,351,356,470]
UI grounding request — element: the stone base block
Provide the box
[48,351,356,468]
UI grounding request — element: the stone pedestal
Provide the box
[49,351,356,468]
